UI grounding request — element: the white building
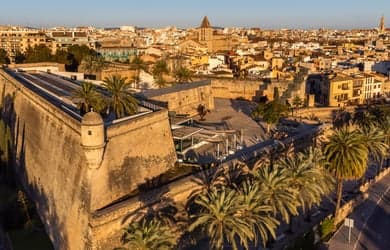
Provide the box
[120,26,136,32]
[363,75,382,99]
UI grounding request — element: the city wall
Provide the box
[209,78,263,101]
[295,106,356,121]
[9,62,66,72]
[147,83,214,116]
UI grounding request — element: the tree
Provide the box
[102,75,138,119]
[67,45,95,72]
[14,51,26,64]
[239,180,279,246]
[174,66,193,83]
[72,82,105,115]
[79,54,107,75]
[120,217,176,250]
[352,109,375,130]
[253,165,298,223]
[0,49,10,64]
[323,128,368,223]
[152,60,169,88]
[188,187,255,250]
[359,126,387,174]
[292,96,303,116]
[277,149,334,229]
[131,56,147,88]
[54,49,69,64]
[252,100,288,134]
[277,152,328,212]
[197,104,209,121]
[379,116,390,169]
[24,45,53,63]
[333,109,352,129]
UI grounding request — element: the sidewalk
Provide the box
[326,172,390,250]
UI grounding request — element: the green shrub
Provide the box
[320,217,335,241]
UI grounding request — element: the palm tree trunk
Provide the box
[334,178,343,225]
[379,157,384,175]
[288,216,294,233]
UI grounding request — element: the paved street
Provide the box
[328,172,390,250]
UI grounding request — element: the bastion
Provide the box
[0,68,177,249]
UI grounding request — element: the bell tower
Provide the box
[379,15,385,33]
[198,16,213,51]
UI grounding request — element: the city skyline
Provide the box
[0,0,389,29]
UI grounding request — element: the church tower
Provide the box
[379,15,385,33]
[198,16,213,51]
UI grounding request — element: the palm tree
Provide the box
[72,81,105,115]
[102,75,138,119]
[79,54,107,75]
[277,152,328,212]
[174,66,193,83]
[131,56,147,88]
[323,128,368,223]
[120,217,176,250]
[352,109,376,130]
[379,116,390,169]
[333,109,352,129]
[152,60,169,88]
[239,180,279,246]
[305,147,334,195]
[253,165,298,223]
[359,126,388,174]
[188,187,254,250]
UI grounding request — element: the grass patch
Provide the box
[8,228,53,250]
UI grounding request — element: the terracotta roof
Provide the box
[200,16,211,28]
[52,32,72,37]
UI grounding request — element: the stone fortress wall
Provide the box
[209,78,263,101]
[0,69,89,249]
[0,69,177,250]
[146,81,215,116]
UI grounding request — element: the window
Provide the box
[342,83,349,90]
[88,130,92,135]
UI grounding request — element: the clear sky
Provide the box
[0,0,389,29]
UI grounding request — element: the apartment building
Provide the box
[0,29,50,60]
[318,72,382,107]
[49,31,95,53]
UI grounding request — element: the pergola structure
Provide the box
[172,126,204,153]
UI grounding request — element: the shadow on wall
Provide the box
[229,98,257,119]
[0,88,68,249]
[0,88,17,184]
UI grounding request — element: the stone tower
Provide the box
[379,15,385,33]
[81,111,105,169]
[198,16,213,51]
